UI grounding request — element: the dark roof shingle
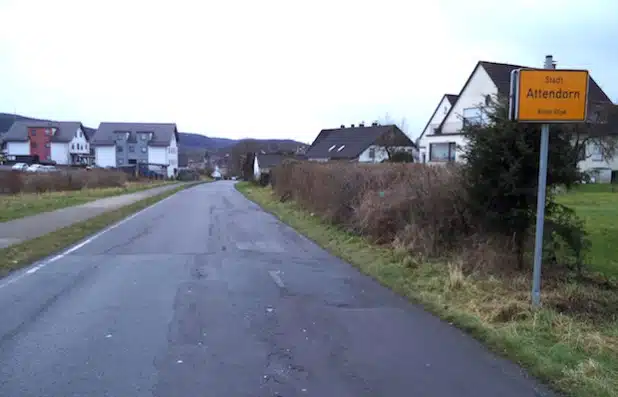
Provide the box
[3,121,85,142]
[445,94,459,105]
[92,122,179,146]
[306,125,414,159]
[480,61,612,104]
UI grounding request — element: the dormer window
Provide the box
[138,131,153,141]
[328,145,337,152]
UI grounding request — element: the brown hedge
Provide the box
[0,169,128,194]
[271,161,516,268]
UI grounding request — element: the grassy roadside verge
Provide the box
[0,181,204,278]
[236,182,618,397]
[0,180,178,222]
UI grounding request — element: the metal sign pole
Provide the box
[531,55,555,308]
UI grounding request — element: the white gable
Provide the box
[420,95,454,141]
[440,64,498,134]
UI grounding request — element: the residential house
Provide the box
[417,61,614,170]
[252,152,298,180]
[2,121,92,165]
[306,123,417,163]
[91,123,179,178]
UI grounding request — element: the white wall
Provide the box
[420,96,454,139]
[358,145,389,163]
[167,133,178,178]
[95,146,116,167]
[253,156,260,179]
[357,145,416,163]
[69,127,89,155]
[6,142,30,156]
[148,146,171,176]
[440,64,497,134]
[51,143,70,165]
[419,96,455,163]
[577,140,618,173]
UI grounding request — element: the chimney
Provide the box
[340,124,345,128]
[350,124,355,128]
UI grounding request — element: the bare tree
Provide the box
[374,113,414,161]
[569,103,618,164]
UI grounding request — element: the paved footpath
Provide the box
[0,183,184,249]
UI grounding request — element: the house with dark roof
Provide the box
[418,60,614,167]
[91,122,180,178]
[252,152,304,180]
[306,123,417,163]
[3,120,92,165]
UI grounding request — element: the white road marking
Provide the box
[268,270,285,288]
[26,265,42,274]
[0,191,181,290]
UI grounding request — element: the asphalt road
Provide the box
[0,181,556,397]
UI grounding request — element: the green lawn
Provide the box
[0,181,176,223]
[557,184,618,278]
[237,182,618,397]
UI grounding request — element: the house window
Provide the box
[591,143,603,162]
[45,143,50,148]
[30,129,36,136]
[337,145,345,152]
[463,107,483,127]
[129,145,135,152]
[485,95,491,106]
[31,142,38,149]
[369,147,375,159]
[72,143,75,150]
[429,142,457,162]
[444,106,448,114]
[141,134,148,140]
[118,159,124,165]
[328,144,336,152]
[45,129,51,136]
[141,147,147,153]
[116,145,123,153]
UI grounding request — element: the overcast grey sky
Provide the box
[0,0,616,143]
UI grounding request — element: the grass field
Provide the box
[0,180,176,222]
[237,182,618,397]
[557,184,618,278]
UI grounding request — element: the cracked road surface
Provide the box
[0,181,556,397]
